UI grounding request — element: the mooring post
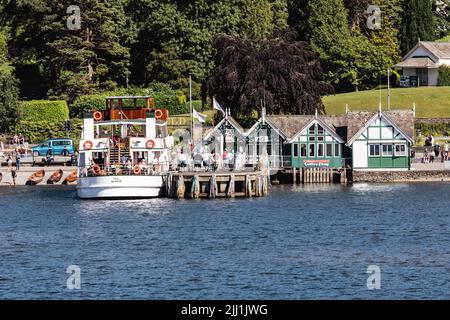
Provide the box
[176,175,185,199]
[293,168,297,185]
[209,174,217,198]
[246,175,252,197]
[190,175,200,199]
[226,174,235,198]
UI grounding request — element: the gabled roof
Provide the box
[246,117,287,139]
[403,41,450,62]
[266,115,314,140]
[202,116,246,142]
[393,57,438,69]
[346,110,414,146]
[286,116,345,144]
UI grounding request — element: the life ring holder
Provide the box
[83,140,93,150]
[93,111,103,121]
[155,109,164,120]
[146,140,155,149]
[92,165,101,176]
[133,165,141,175]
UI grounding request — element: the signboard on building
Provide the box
[303,160,330,167]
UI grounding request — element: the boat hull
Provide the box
[76,175,165,199]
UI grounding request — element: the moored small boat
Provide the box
[63,171,78,185]
[26,170,45,186]
[47,169,63,184]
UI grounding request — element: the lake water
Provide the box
[0,183,450,300]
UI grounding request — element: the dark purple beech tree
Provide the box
[204,30,333,119]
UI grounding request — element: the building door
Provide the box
[417,68,428,86]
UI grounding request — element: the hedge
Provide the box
[20,100,69,122]
[438,66,450,86]
[15,118,82,144]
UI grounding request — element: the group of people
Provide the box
[10,133,25,145]
[5,150,22,185]
[178,147,249,172]
[422,142,449,164]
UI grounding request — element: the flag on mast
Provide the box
[213,97,225,116]
[193,108,207,123]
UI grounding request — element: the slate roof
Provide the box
[393,57,438,68]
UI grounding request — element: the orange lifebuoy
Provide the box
[155,109,164,120]
[146,139,155,149]
[93,111,103,121]
[83,140,93,150]
[92,165,101,175]
[133,165,141,175]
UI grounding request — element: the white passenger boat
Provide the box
[76,96,174,199]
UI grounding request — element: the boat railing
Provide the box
[79,163,171,178]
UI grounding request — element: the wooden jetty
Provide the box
[167,171,269,199]
[287,168,347,184]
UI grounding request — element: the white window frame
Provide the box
[369,144,380,157]
[395,144,407,156]
[317,143,324,157]
[382,144,393,157]
[334,144,341,157]
[309,143,315,157]
[326,143,333,157]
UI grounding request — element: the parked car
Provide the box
[32,138,75,157]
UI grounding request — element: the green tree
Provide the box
[206,31,332,118]
[400,0,436,55]
[0,31,19,134]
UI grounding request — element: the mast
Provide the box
[387,69,391,111]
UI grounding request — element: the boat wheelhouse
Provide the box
[76,96,174,199]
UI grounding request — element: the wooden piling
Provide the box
[190,175,200,199]
[227,174,235,198]
[176,175,185,199]
[209,174,217,198]
[293,168,297,185]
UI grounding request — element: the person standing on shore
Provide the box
[11,167,17,185]
[7,155,13,171]
[15,152,21,171]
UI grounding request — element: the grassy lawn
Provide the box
[167,109,217,126]
[323,86,450,118]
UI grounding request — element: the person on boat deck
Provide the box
[120,154,127,167]
[126,158,132,173]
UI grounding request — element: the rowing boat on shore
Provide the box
[26,170,45,185]
[47,169,63,184]
[63,171,78,185]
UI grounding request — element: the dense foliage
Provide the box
[19,100,69,122]
[438,65,450,86]
[0,0,448,123]
[206,31,332,117]
[14,119,82,144]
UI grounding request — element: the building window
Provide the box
[300,144,307,157]
[309,136,315,142]
[395,144,406,156]
[294,144,299,157]
[335,144,340,157]
[317,144,324,157]
[309,144,315,157]
[382,144,393,156]
[309,125,315,135]
[317,136,324,142]
[369,144,380,156]
[317,125,324,135]
[326,144,333,157]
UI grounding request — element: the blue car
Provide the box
[32,138,75,156]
